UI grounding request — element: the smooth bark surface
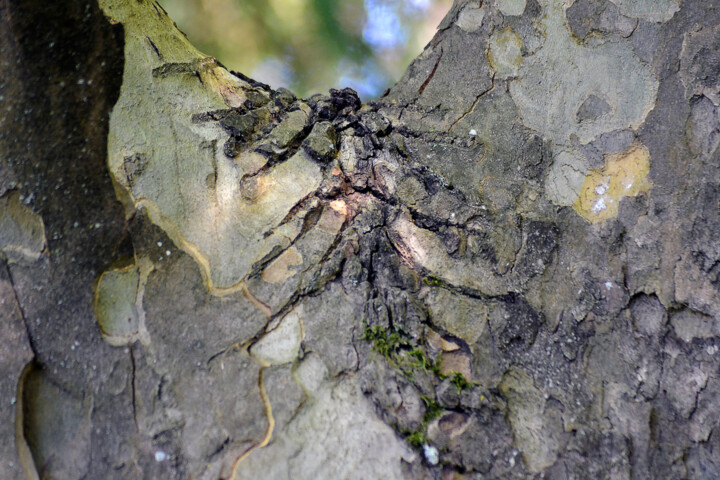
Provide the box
[2,0,720,478]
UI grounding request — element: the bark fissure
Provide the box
[129,345,138,430]
[419,47,444,95]
[1,255,38,356]
[448,72,496,132]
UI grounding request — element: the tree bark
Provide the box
[2,0,720,478]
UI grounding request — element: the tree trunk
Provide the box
[2,0,720,478]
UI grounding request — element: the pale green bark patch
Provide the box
[0,191,45,264]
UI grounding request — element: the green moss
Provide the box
[408,348,430,371]
[399,396,444,450]
[361,324,410,358]
[360,321,445,380]
[405,431,427,448]
[422,275,444,287]
[409,348,447,378]
[421,396,443,423]
[361,320,449,451]
[449,372,478,393]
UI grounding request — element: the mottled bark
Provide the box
[2,0,720,479]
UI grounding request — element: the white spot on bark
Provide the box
[592,198,607,214]
[595,180,609,195]
[423,444,439,465]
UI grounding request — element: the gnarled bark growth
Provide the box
[2,0,720,478]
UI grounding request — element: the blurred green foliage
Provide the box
[159,0,452,99]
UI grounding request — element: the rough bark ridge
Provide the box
[2,0,720,478]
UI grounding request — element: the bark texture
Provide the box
[2,0,720,479]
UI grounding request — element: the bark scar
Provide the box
[419,47,444,95]
[146,36,162,59]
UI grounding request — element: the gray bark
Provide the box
[2,0,720,479]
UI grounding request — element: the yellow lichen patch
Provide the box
[261,247,303,284]
[574,142,652,222]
